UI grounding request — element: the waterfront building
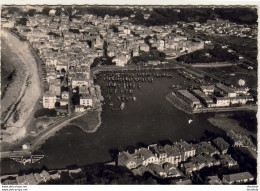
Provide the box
[215,83,237,98]
[222,172,254,184]
[230,96,254,105]
[118,151,138,169]
[148,144,168,165]
[227,130,256,149]
[43,93,57,109]
[134,148,158,166]
[232,87,250,95]
[200,85,215,95]
[215,97,231,107]
[164,144,183,165]
[212,137,230,154]
[176,90,202,108]
[80,95,93,107]
[191,89,214,107]
[175,141,196,160]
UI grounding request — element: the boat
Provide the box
[188,119,193,124]
[120,102,125,110]
[133,96,136,101]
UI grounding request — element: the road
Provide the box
[29,112,88,151]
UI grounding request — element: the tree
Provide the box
[42,7,51,15]
[27,9,36,17]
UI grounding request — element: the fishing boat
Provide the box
[133,96,136,101]
[120,102,125,110]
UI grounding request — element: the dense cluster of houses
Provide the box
[175,83,254,109]
[1,168,87,185]
[185,19,257,39]
[118,138,254,184]
[1,9,211,113]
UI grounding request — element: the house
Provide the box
[206,175,222,185]
[147,164,167,178]
[118,151,138,169]
[148,144,167,164]
[193,142,219,156]
[43,93,57,109]
[219,154,238,167]
[80,95,93,107]
[182,162,198,175]
[164,144,183,165]
[175,141,196,160]
[213,137,230,154]
[40,170,51,182]
[222,172,254,184]
[163,163,182,178]
[49,171,61,180]
[134,148,158,166]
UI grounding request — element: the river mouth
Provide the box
[1,69,227,175]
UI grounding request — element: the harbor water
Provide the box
[1,69,225,175]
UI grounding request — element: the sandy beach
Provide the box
[1,30,41,142]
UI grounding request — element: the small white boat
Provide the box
[188,119,193,124]
[120,102,125,110]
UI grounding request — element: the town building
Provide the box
[212,137,230,154]
[222,172,254,184]
[79,95,93,107]
[176,90,202,108]
[43,93,57,109]
[215,83,237,98]
[200,85,214,95]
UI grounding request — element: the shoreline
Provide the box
[166,92,257,114]
[70,110,102,134]
[1,30,42,143]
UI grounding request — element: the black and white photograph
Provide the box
[0,2,258,189]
